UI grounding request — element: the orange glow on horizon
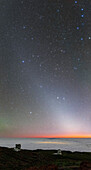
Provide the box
[5,134,91,138]
[26,135,91,138]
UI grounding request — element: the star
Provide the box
[40,85,43,88]
[31,37,34,40]
[81,8,84,11]
[23,26,26,29]
[81,38,83,41]
[76,27,79,30]
[22,60,25,63]
[81,14,84,18]
[56,9,60,13]
[77,58,80,61]
[62,97,65,101]
[75,1,77,4]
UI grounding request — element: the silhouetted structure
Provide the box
[57,149,62,155]
[14,144,21,151]
[53,149,62,155]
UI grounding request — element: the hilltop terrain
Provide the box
[0,147,91,169]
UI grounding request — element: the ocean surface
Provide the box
[0,138,91,152]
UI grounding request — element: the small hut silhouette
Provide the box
[14,144,21,151]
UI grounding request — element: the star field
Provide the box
[0,0,91,137]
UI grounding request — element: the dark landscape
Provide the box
[0,147,91,170]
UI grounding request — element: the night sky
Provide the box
[0,0,91,138]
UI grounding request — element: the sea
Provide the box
[0,138,91,152]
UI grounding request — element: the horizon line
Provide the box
[1,135,91,138]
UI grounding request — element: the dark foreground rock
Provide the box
[80,161,91,170]
[0,147,91,170]
[27,165,58,170]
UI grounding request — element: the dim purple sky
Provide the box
[0,0,91,138]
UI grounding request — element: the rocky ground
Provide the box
[0,147,91,170]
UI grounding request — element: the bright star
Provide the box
[76,27,79,30]
[81,8,84,11]
[30,112,32,114]
[75,1,77,4]
[81,37,83,41]
[81,14,84,18]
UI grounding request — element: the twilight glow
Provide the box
[0,0,91,138]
